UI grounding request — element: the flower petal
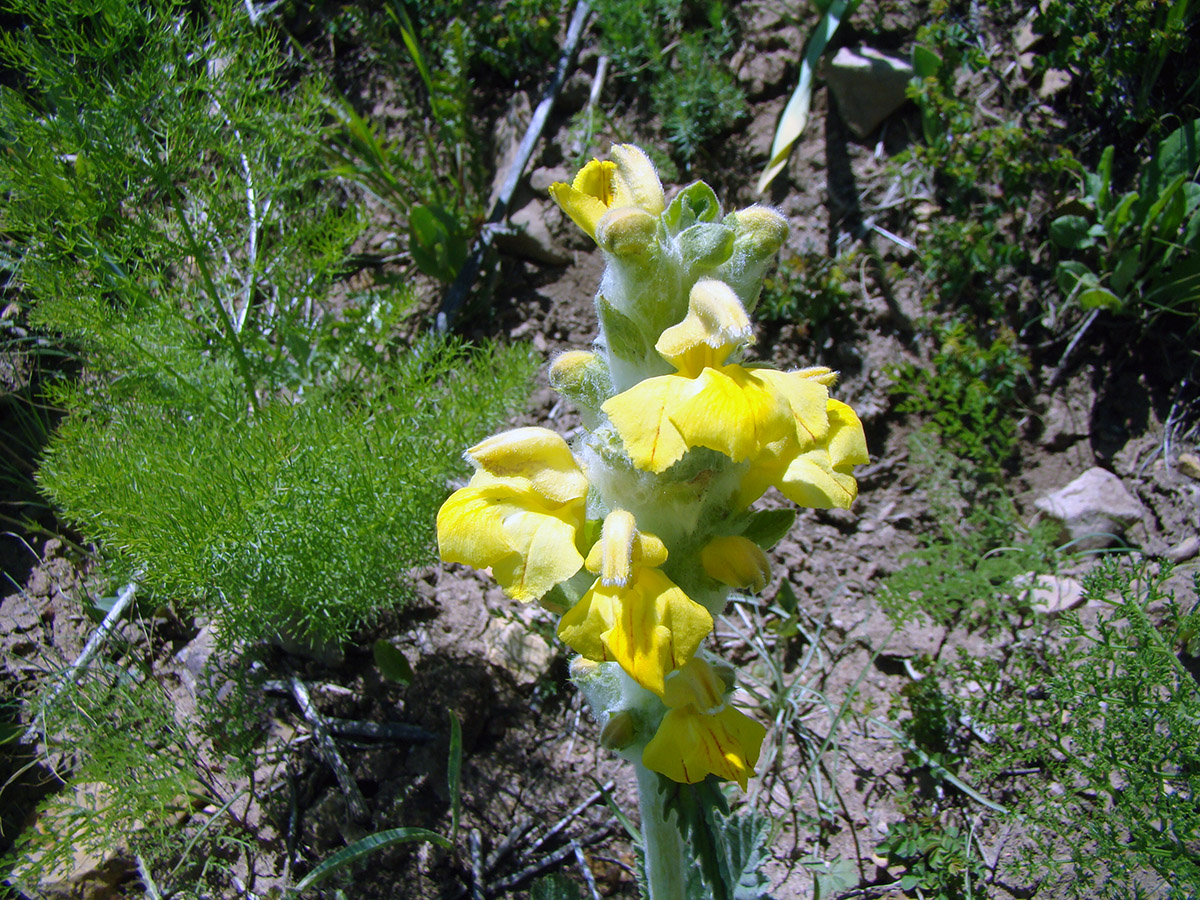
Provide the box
[467,427,588,506]
[437,479,585,602]
[642,705,766,789]
[602,374,698,473]
[549,158,616,240]
[700,535,771,592]
[557,568,712,696]
[668,365,793,463]
[655,280,753,377]
[611,143,665,216]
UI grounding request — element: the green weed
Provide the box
[959,559,1200,897]
[756,248,855,332]
[887,321,1030,477]
[1034,0,1199,154]
[590,0,746,166]
[1049,120,1200,335]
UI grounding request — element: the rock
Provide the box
[495,200,571,265]
[481,617,554,687]
[1039,393,1089,450]
[1034,468,1147,550]
[1039,68,1072,98]
[1017,573,1086,614]
[1177,452,1200,480]
[1166,535,1200,563]
[529,165,571,194]
[823,46,913,138]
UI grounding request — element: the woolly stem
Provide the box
[635,760,688,900]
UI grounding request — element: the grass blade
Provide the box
[448,709,463,846]
[757,0,855,193]
[292,828,451,892]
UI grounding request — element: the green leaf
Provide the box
[1056,260,1097,297]
[665,181,722,232]
[678,223,735,271]
[757,0,857,193]
[1078,286,1124,310]
[1110,248,1141,296]
[372,639,414,685]
[799,855,858,900]
[409,203,468,283]
[291,828,451,892]
[1143,118,1200,195]
[597,294,651,362]
[1049,214,1094,250]
[740,508,797,550]
[912,43,941,80]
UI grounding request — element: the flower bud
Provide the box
[549,350,613,421]
[700,535,772,592]
[596,207,658,258]
[600,709,638,750]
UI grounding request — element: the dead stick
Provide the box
[437,1,591,332]
[24,581,138,745]
[525,780,614,858]
[288,674,369,822]
[573,840,602,900]
[485,825,613,896]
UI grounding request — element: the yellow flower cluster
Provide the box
[437,145,868,790]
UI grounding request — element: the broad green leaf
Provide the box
[1078,286,1123,310]
[740,507,797,550]
[372,639,414,685]
[1110,247,1142,296]
[912,43,941,80]
[1049,214,1093,250]
[1056,260,1096,296]
[757,0,857,193]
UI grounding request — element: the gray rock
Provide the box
[1166,535,1200,563]
[1017,573,1086,614]
[495,200,571,265]
[481,616,554,687]
[1034,468,1147,550]
[823,45,913,138]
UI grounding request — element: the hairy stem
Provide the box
[636,761,687,900]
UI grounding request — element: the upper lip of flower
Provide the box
[548,144,666,241]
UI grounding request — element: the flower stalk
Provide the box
[437,144,868,897]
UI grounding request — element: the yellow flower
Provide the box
[601,280,796,473]
[736,394,869,509]
[700,535,771,592]
[557,511,712,695]
[437,428,588,602]
[549,144,666,240]
[641,658,766,789]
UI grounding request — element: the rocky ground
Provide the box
[2,1,1198,898]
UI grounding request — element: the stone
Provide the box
[495,200,571,265]
[823,46,913,138]
[1034,468,1147,550]
[1166,535,1200,563]
[481,616,554,687]
[1177,452,1200,480]
[1017,573,1086,614]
